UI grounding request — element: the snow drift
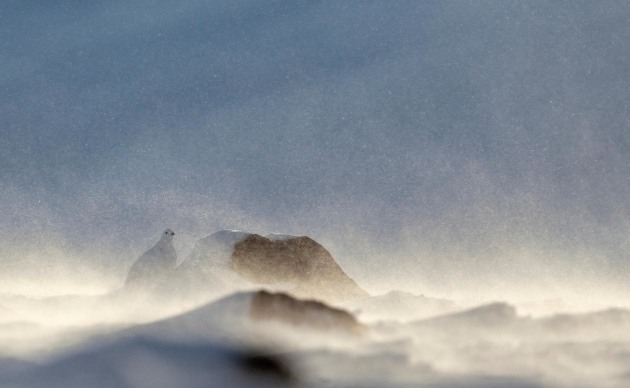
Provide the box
[2,228,630,386]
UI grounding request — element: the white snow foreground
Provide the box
[4,290,630,387]
[2,337,294,388]
[2,231,630,387]
[3,287,630,387]
[0,290,362,388]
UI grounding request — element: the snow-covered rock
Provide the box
[126,290,366,344]
[341,290,459,323]
[249,290,365,335]
[421,302,518,328]
[176,230,368,303]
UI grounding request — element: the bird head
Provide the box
[162,229,175,240]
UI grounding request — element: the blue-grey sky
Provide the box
[1,1,629,295]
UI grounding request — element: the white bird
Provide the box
[125,229,177,286]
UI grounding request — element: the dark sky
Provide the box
[1,1,629,294]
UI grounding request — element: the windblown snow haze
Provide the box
[1,1,630,386]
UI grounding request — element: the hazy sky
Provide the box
[1,1,629,295]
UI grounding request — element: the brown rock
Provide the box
[231,234,368,303]
[249,290,365,334]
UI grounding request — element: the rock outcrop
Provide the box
[231,234,368,303]
[249,290,365,334]
[176,230,368,303]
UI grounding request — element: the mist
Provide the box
[3,2,630,386]
[2,1,629,299]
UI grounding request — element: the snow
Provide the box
[341,290,460,323]
[2,265,630,387]
[4,337,293,388]
[180,230,250,269]
[266,233,302,241]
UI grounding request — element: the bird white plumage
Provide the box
[125,229,177,286]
